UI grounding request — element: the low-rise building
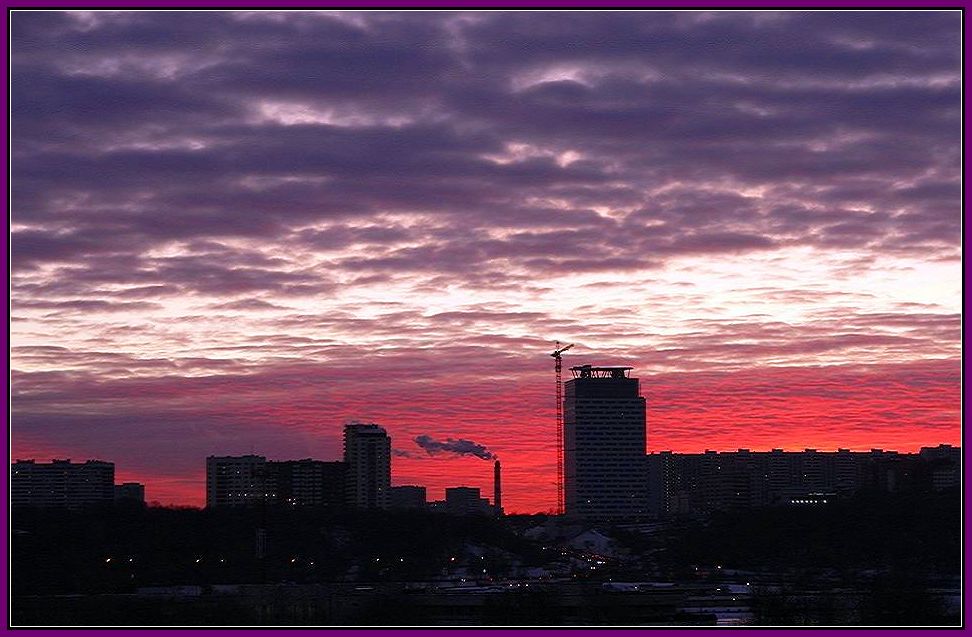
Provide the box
[390,485,427,510]
[445,487,492,515]
[114,482,146,504]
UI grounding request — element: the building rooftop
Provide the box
[569,364,634,379]
[345,423,387,434]
[13,458,113,466]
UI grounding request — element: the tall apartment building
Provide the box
[11,459,115,508]
[564,365,648,519]
[344,423,391,509]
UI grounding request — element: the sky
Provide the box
[9,10,962,512]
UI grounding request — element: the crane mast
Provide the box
[550,341,573,515]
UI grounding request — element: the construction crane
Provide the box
[550,341,573,515]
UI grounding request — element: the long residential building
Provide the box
[205,455,346,509]
[647,445,961,517]
[272,459,346,508]
[11,459,115,509]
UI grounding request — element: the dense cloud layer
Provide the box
[10,11,961,510]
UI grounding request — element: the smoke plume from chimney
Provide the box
[414,435,496,461]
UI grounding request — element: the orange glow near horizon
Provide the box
[12,358,961,513]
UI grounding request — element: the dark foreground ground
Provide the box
[12,489,961,626]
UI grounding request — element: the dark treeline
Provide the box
[13,489,961,596]
[12,491,961,626]
[12,504,545,596]
[656,489,961,625]
[659,488,960,574]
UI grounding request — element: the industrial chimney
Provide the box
[494,460,502,516]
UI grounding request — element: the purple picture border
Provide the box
[1,2,966,635]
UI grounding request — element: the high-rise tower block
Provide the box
[564,364,648,519]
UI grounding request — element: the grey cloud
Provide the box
[8,11,960,315]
